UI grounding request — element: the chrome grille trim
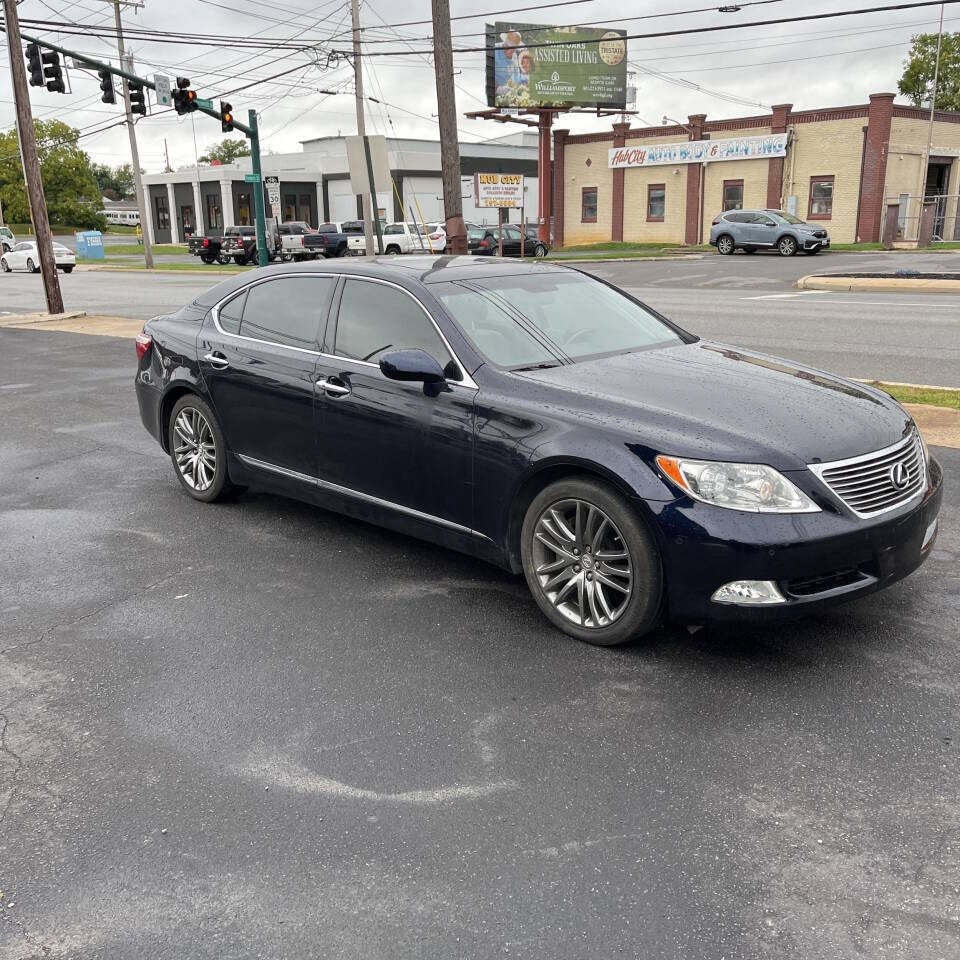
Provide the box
[808,430,925,519]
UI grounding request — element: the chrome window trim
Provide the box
[330,275,478,390]
[236,453,489,541]
[808,430,925,519]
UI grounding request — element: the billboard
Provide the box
[608,134,789,169]
[486,22,627,109]
[474,173,524,209]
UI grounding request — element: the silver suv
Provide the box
[709,209,830,257]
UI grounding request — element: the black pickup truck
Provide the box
[221,224,283,265]
[187,230,232,264]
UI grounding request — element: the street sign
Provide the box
[154,74,171,107]
[195,98,213,110]
[265,175,281,206]
[244,173,260,183]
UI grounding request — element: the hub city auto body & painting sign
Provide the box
[608,133,788,169]
[474,173,524,209]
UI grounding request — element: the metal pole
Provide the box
[248,110,268,268]
[537,110,552,245]
[918,2,945,239]
[351,0,376,258]
[191,113,204,236]
[431,0,467,254]
[2,0,64,313]
[113,1,153,268]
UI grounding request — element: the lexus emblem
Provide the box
[889,461,909,489]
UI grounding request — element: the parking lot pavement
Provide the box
[1,326,958,959]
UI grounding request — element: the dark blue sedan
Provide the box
[135,257,942,646]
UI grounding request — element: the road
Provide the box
[3,251,959,384]
[1,325,957,960]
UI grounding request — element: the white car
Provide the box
[1,240,76,274]
[348,222,434,256]
[0,226,15,253]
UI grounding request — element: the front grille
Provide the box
[810,431,925,518]
[783,567,871,598]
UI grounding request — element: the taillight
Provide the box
[203,237,209,247]
[478,238,489,248]
[711,217,721,225]
[429,232,443,241]
[135,332,152,361]
[300,237,305,247]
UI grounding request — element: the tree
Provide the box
[91,161,137,200]
[0,120,105,229]
[899,32,960,111]
[198,138,250,165]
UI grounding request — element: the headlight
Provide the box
[656,455,820,513]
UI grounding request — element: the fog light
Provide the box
[711,580,786,605]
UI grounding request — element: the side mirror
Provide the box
[379,348,446,384]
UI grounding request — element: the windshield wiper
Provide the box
[511,362,560,372]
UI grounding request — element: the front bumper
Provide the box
[801,234,830,250]
[649,455,943,623]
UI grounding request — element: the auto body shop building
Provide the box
[141,132,540,244]
[554,92,960,247]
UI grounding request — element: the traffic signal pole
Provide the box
[248,110,268,268]
[1,0,64,313]
[112,0,153,269]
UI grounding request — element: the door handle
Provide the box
[317,376,351,396]
[202,352,230,369]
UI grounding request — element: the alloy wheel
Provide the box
[778,237,796,256]
[534,244,547,258]
[717,236,734,255]
[531,498,633,628]
[173,406,217,491]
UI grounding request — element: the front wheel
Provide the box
[778,236,798,257]
[533,243,547,258]
[167,394,234,503]
[716,234,735,255]
[521,477,663,646]
[1,258,9,273]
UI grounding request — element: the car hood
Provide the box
[516,341,911,470]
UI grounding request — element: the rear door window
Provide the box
[217,290,247,334]
[237,276,335,349]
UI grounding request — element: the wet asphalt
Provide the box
[0,327,958,960]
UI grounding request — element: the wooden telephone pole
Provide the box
[351,0,376,258]
[2,0,64,313]
[431,0,467,254]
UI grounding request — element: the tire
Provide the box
[534,244,547,258]
[167,394,234,503]
[385,244,401,255]
[777,235,798,257]
[61,265,74,273]
[336,246,348,257]
[520,477,663,646]
[233,255,248,266]
[217,253,230,265]
[716,234,735,255]
[26,257,38,273]
[1,258,9,273]
[200,255,215,264]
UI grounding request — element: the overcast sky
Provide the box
[1,0,951,173]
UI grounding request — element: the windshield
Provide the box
[772,211,806,225]
[433,271,684,369]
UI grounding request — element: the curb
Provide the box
[797,274,960,293]
[548,254,705,264]
[0,309,86,326]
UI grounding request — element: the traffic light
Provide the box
[25,43,44,87]
[127,80,146,116]
[173,76,197,115]
[98,67,116,105]
[42,50,65,93]
[220,101,233,133]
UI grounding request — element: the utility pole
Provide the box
[917,1,946,237]
[2,0,64,313]
[110,0,153,268]
[351,0,376,258]
[431,0,467,254]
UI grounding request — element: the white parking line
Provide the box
[741,292,818,300]
[740,295,960,308]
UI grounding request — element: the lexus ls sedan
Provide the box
[135,257,942,646]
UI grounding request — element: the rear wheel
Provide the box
[1,258,9,273]
[217,252,230,265]
[167,394,234,503]
[336,245,348,257]
[200,255,214,264]
[385,244,401,255]
[521,477,663,646]
[778,235,798,257]
[233,254,248,266]
[716,234,735,255]
[61,265,74,273]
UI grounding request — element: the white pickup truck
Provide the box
[347,222,436,256]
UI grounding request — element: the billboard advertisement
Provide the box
[608,134,789,169]
[486,22,627,109]
[474,173,524,209]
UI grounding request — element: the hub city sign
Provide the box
[474,173,525,209]
[608,133,788,169]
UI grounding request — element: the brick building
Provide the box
[553,93,960,247]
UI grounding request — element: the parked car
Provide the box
[473,223,548,257]
[221,224,282,265]
[428,221,483,253]
[135,257,941,646]
[310,222,357,259]
[348,222,431,256]
[1,240,75,273]
[188,231,231,265]
[710,209,831,256]
[279,221,328,261]
[0,225,16,253]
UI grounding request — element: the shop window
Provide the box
[581,187,598,223]
[647,184,666,222]
[723,180,744,211]
[154,194,169,231]
[237,193,252,226]
[284,194,296,222]
[299,194,313,225]
[181,204,194,236]
[808,176,834,219]
[206,194,221,231]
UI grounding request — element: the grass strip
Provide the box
[867,381,960,410]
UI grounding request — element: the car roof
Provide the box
[192,255,571,306]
